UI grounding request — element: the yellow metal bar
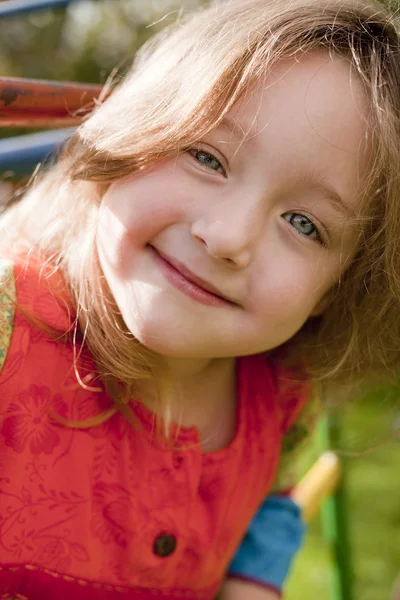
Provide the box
[291,452,342,521]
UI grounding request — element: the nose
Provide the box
[191,192,265,269]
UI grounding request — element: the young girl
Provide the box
[1,0,400,598]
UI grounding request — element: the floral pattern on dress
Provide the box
[2,385,68,455]
[90,481,140,548]
[0,254,311,600]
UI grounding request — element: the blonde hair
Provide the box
[2,0,400,420]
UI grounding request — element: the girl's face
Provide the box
[97,51,369,359]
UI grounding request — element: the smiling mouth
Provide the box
[149,246,237,307]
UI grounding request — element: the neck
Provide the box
[161,355,233,384]
[137,355,237,434]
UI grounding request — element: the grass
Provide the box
[286,387,400,600]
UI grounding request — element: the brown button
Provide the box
[153,533,177,557]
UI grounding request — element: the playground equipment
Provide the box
[0,0,79,18]
[0,2,354,599]
[297,416,354,600]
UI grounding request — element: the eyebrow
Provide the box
[302,174,357,219]
[219,116,241,132]
[218,116,254,143]
[217,119,358,218]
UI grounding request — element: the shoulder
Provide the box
[239,351,314,437]
[0,250,74,377]
[269,350,313,431]
[247,349,313,434]
[8,250,73,328]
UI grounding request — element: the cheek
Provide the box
[99,188,154,251]
[250,255,333,328]
[99,171,186,251]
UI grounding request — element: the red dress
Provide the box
[0,254,309,600]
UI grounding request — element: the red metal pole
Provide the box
[0,77,105,127]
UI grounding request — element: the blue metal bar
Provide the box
[0,0,78,18]
[0,128,74,176]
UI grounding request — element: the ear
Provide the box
[310,293,330,317]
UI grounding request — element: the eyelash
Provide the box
[187,147,227,178]
[187,147,326,245]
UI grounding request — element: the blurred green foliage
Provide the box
[287,390,400,600]
[0,0,202,82]
[0,0,206,138]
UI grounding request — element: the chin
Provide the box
[121,315,188,357]
[126,321,227,359]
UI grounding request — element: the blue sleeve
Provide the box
[227,495,306,592]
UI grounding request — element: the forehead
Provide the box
[223,51,370,206]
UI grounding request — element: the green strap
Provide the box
[273,389,321,492]
[0,258,16,375]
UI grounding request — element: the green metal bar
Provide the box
[316,414,354,600]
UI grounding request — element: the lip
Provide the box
[150,246,236,307]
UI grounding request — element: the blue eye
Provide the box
[283,212,323,244]
[188,148,227,177]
